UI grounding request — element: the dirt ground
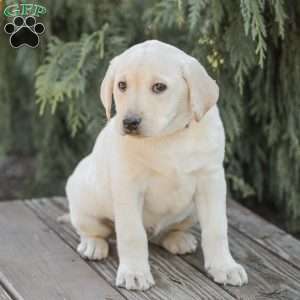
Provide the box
[0,155,36,201]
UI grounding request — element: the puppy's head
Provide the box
[100,40,219,137]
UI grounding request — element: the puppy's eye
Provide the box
[118,81,127,92]
[152,83,167,94]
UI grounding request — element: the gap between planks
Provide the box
[0,283,13,300]
[0,271,24,300]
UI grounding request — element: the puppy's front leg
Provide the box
[196,167,248,286]
[114,187,154,291]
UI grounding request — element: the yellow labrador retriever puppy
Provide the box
[66,40,248,290]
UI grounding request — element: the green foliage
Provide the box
[240,0,267,66]
[0,0,299,230]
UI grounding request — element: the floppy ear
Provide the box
[100,59,116,120]
[182,56,219,121]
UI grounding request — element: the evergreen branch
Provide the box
[240,0,267,66]
[270,0,287,38]
[187,0,207,32]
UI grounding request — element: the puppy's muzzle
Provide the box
[123,115,142,135]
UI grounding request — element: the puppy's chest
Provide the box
[144,171,196,216]
[139,138,201,216]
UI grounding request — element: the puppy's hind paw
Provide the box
[116,264,155,290]
[162,231,197,255]
[77,237,109,261]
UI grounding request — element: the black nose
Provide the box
[123,116,142,132]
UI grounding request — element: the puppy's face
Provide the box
[101,41,219,138]
[113,54,190,137]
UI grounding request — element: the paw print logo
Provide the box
[4,16,45,48]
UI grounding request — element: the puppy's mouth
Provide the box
[122,129,151,138]
[124,129,140,136]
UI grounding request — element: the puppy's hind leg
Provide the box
[72,214,113,261]
[157,216,198,255]
[66,155,112,261]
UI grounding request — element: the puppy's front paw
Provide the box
[116,264,155,290]
[207,261,248,286]
[77,237,108,260]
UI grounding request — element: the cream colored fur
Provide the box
[66,40,248,290]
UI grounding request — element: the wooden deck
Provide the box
[0,197,300,300]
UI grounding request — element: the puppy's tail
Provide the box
[57,213,71,224]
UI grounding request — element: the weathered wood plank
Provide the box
[184,226,300,300]
[0,271,23,300]
[228,200,300,270]
[0,201,124,300]
[0,285,12,300]
[27,197,235,300]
